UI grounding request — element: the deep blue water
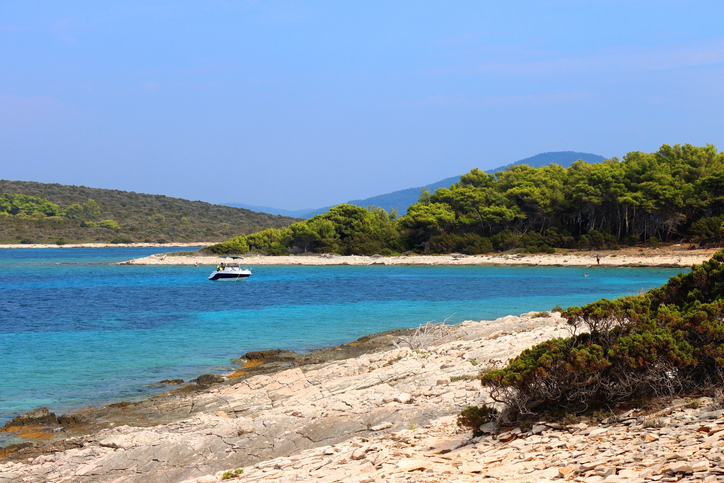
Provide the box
[0,247,687,435]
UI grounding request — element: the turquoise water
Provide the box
[0,248,686,433]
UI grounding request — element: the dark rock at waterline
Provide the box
[106,401,139,409]
[3,407,58,430]
[237,328,415,367]
[194,374,224,386]
[242,349,300,363]
[157,379,184,385]
[57,413,90,426]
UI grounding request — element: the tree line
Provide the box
[207,143,724,255]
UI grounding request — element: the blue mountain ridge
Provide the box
[227,151,606,219]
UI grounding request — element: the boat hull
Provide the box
[208,271,251,282]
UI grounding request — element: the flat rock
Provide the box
[298,417,366,443]
[395,459,431,471]
[669,462,694,474]
[699,410,724,420]
[370,422,393,431]
[479,422,499,434]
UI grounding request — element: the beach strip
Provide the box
[120,247,719,268]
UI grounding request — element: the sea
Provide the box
[0,247,687,437]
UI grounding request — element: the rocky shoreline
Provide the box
[3,311,723,482]
[0,312,566,482]
[121,246,719,269]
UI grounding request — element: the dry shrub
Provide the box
[482,251,724,420]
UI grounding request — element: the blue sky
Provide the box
[2,1,723,209]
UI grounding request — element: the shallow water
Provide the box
[0,247,686,429]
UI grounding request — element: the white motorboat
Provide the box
[208,257,251,282]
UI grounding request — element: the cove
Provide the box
[0,247,686,429]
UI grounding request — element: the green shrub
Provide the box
[429,233,457,253]
[221,468,243,480]
[544,226,575,248]
[110,236,134,244]
[520,231,545,248]
[690,215,724,242]
[343,232,382,255]
[266,241,287,256]
[450,374,479,382]
[378,248,400,256]
[458,233,493,254]
[0,193,60,216]
[99,219,121,230]
[526,244,555,254]
[577,229,619,250]
[491,230,520,251]
[457,405,498,433]
[482,250,724,419]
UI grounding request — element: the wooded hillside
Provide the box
[0,180,298,244]
[207,144,724,256]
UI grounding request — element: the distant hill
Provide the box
[0,180,299,245]
[277,151,607,218]
[223,203,314,218]
[488,151,607,174]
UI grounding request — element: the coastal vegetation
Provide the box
[0,180,298,244]
[207,143,724,255]
[481,249,724,420]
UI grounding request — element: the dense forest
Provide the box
[207,144,724,255]
[0,180,298,244]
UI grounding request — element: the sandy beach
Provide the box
[1,241,718,268]
[121,245,721,269]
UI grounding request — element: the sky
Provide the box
[2,1,724,210]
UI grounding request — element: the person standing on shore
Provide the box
[596,253,600,265]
